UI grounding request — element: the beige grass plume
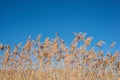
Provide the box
[85,37,94,46]
[73,32,82,42]
[0,43,5,50]
[36,34,42,42]
[81,33,87,41]
[44,37,50,48]
[13,42,22,55]
[96,41,106,49]
[60,39,65,50]
[70,42,77,52]
[24,36,32,50]
[51,39,58,51]
[110,42,116,49]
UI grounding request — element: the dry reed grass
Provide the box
[0,32,120,80]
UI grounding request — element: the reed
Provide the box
[0,32,119,80]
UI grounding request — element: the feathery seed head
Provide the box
[96,41,106,48]
[110,42,116,49]
[85,37,94,46]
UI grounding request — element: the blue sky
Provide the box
[0,0,120,53]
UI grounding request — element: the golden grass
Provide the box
[0,32,120,80]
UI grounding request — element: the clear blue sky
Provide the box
[0,0,120,53]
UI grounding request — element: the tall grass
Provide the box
[0,32,120,80]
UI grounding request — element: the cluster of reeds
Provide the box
[0,32,120,80]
